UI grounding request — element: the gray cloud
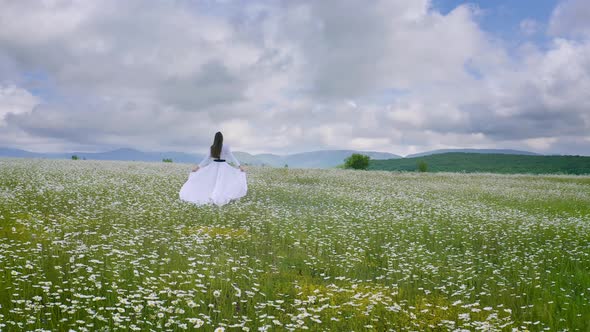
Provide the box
[159,61,246,109]
[548,0,590,37]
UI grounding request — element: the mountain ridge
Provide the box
[0,147,204,163]
[235,150,401,168]
[0,147,400,169]
[405,148,539,158]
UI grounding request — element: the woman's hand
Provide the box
[191,166,200,172]
[239,165,246,172]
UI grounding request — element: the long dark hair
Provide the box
[210,132,223,159]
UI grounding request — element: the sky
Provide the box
[1,0,589,156]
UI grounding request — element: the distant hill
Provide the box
[232,151,264,165]
[235,150,401,168]
[369,153,590,175]
[233,152,284,167]
[0,147,399,168]
[0,148,40,158]
[0,147,204,163]
[73,148,205,163]
[406,149,539,158]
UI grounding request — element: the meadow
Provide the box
[368,153,590,175]
[1,158,589,331]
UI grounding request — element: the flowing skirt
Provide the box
[179,162,247,206]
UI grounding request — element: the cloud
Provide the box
[275,0,499,99]
[0,0,260,106]
[548,0,590,37]
[475,38,590,140]
[0,0,588,156]
[520,19,539,36]
[0,85,38,124]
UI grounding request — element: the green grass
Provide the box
[1,158,589,331]
[369,153,590,175]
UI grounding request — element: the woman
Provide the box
[179,132,247,206]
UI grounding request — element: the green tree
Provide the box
[162,158,173,163]
[417,160,428,172]
[344,154,370,170]
[71,155,79,160]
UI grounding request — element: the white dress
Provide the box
[179,145,247,206]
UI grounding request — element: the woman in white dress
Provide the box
[179,132,247,206]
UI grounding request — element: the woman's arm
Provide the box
[224,145,245,172]
[192,152,211,172]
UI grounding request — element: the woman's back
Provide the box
[200,144,240,166]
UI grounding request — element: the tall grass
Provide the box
[1,159,589,331]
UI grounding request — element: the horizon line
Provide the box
[2,146,588,158]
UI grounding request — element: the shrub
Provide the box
[344,154,370,170]
[71,155,79,160]
[417,160,428,172]
[162,158,173,163]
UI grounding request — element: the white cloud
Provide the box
[524,137,558,151]
[0,0,589,156]
[275,1,500,98]
[0,85,38,124]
